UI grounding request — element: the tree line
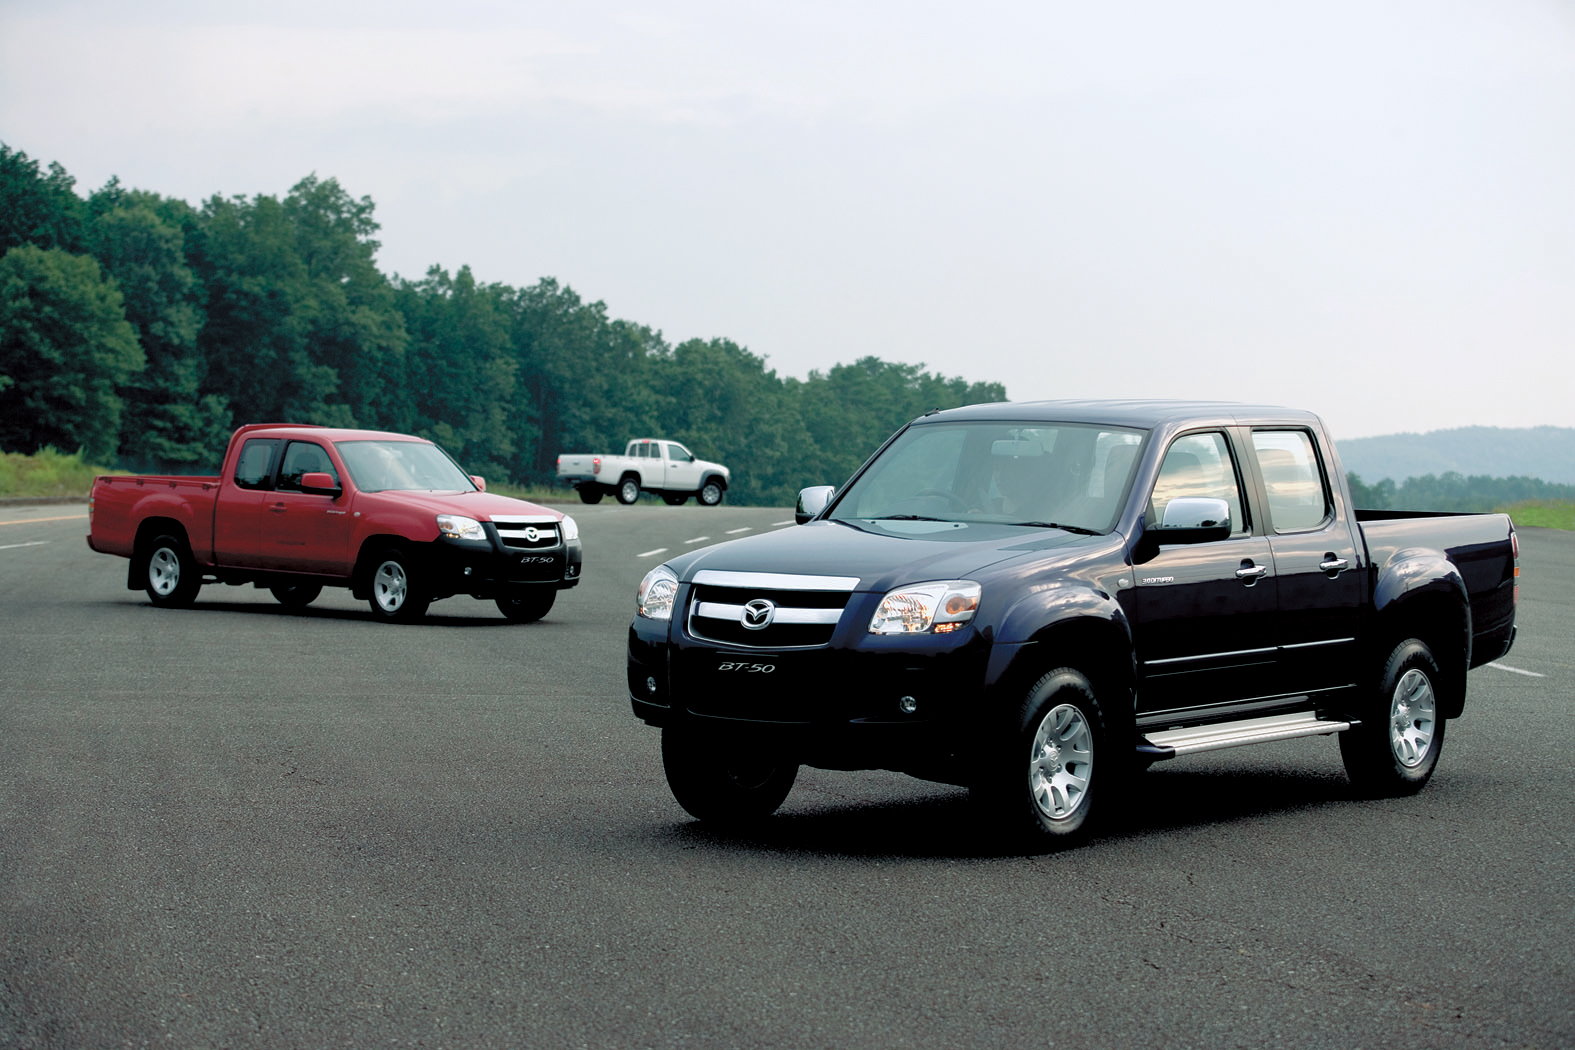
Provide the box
[1346,471,1575,514]
[0,144,1005,506]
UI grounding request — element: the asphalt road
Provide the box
[1,502,1570,1049]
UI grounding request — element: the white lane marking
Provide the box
[1486,662,1546,678]
[637,548,668,558]
[0,540,49,551]
[684,536,710,545]
[726,527,751,534]
[773,520,795,527]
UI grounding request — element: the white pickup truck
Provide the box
[556,439,731,506]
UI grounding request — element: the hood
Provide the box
[672,518,1099,593]
[370,490,563,521]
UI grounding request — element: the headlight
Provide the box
[637,564,680,620]
[559,514,579,542]
[869,580,981,635]
[436,514,486,541]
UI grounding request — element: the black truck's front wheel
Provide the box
[143,534,202,608]
[661,724,799,825]
[972,667,1107,849]
[1341,638,1446,796]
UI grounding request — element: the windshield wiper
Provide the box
[1012,521,1101,535]
[866,514,952,523]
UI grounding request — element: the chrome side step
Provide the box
[1138,711,1354,760]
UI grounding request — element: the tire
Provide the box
[970,667,1107,849]
[617,477,641,505]
[270,582,322,608]
[663,494,688,506]
[367,548,430,623]
[698,480,724,506]
[495,589,556,623]
[578,487,604,505]
[1340,638,1447,797]
[661,724,799,825]
[143,534,202,608]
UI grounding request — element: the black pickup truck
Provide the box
[628,401,1519,847]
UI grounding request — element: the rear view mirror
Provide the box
[1161,497,1231,531]
[796,485,836,524]
[300,472,341,497]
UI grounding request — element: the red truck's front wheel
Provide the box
[367,548,431,623]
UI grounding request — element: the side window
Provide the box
[233,439,280,490]
[277,441,339,492]
[636,442,651,459]
[1252,430,1329,532]
[1147,432,1246,534]
[666,442,690,462]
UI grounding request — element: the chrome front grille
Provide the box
[687,569,858,649]
[490,517,561,551]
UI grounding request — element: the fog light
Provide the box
[898,695,918,715]
[463,566,473,576]
[646,677,658,696]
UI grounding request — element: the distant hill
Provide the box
[1336,426,1575,485]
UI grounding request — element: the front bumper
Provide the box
[428,530,582,599]
[627,590,991,777]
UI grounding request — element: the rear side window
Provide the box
[1252,430,1329,532]
[233,439,280,490]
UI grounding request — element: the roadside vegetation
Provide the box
[1496,500,1575,531]
[0,448,115,500]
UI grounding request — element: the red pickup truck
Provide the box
[87,424,581,623]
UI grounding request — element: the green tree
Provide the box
[89,186,231,470]
[0,144,88,256]
[392,265,516,479]
[190,175,405,428]
[0,245,144,460]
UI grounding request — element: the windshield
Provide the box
[828,421,1146,534]
[335,440,478,493]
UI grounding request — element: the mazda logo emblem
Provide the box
[741,599,776,630]
[523,527,540,542]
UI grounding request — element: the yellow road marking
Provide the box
[0,513,88,526]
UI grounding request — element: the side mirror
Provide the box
[1161,497,1231,531]
[795,485,836,524]
[300,472,342,497]
[471,475,487,491]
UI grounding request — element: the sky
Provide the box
[2,0,1573,441]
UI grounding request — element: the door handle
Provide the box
[269,503,287,513]
[1319,555,1349,574]
[1235,562,1268,580]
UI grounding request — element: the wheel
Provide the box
[270,582,322,608]
[661,724,799,825]
[578,487,604,505]
[1340,638,1447,797]
[970,667,1107,849]
[143,534,202,607]
[617,477,641,504]
[495,589,556,622]
[663,493,688,506]
[367,548,430,623]
[698,480,724,506]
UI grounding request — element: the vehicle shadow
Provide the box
[653,764,1363,861]
[120,597,543,628]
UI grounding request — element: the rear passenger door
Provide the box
[1124,431,1281,720]
[1248,428,1364,694]
[213,437,279,567]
